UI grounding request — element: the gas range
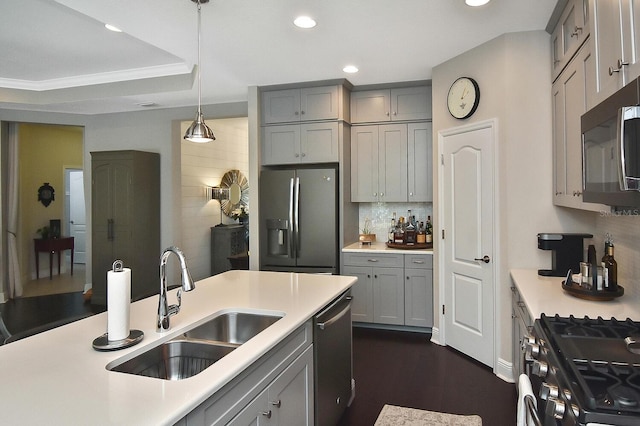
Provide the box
[527,315,640,425]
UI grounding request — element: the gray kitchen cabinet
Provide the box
[590,0,640,105]
[343,253,404,326]
[550,0,590,81]
[350,86,431,123]
[227,347,313,426]
[351,124,408,202]
[551,38,605,212]
[90,150,160,305]
[262,122,339,165]
[404,254,433,328]
[511,285,533,378]
[184,322,313,426]
[407,122,433,202]
[262,86,340,124]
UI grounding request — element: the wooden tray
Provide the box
[386,242,433,250]
[561,280,624,301]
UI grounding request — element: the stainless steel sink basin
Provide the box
[182,311,283,345]
[110,340,235,380]
[108,311,283,380]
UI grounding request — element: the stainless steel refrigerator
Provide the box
[259,167,338,274]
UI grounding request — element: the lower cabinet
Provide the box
[228,347,313,426]
[511,285,533,379]
[343,252,433,328]
[182,322,313,426]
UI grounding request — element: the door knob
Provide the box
[474,255,490,263]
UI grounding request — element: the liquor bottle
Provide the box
[425,216,433,243]
[388,213,396,243]
[602,234,618,292]
[405,220,417,244]
[394,217,405,244]
[417,221,426,244]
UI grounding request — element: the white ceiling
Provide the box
[0,0,557,115]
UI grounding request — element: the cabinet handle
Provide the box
[270,400,281,408]
[374,274,378,279]
[300,110,305,115]
[301,153,306,157]
[393,111,397,116]
[412,260,425,264]
[367,274,371,278]
[261,410,272,418]
[570,26,582,38]
[294,111,299,116]
[107,219,114,241]
[386,111,390,116]
[609,59,629,76]
[367,259,379,262]
[295,153,300,157]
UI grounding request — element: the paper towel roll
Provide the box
[107,262,131,341]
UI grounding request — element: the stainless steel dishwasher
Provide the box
[314,290,353,426]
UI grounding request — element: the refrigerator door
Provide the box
[295,168,337,270]
[259,169,296,269]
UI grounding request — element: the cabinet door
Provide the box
[621,0,640,82]
[351,126,379,202]
[552,0,589,81]
[262,125,301,165]
[299,122,339,163]
[391,86,432,121]
[262,89,301,124]
[378,124,408,202]
[405,268,433,328]
[343,265,374,322]
[592,0,624,103]
[351,90,391,123]
[268,347,313,426]
[300,86,339,121]
[407,122,432,202]
[227,388,270,426]
[373,267,404,325]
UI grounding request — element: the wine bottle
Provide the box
[602,234,618,291]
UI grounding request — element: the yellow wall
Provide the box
[18,123,83,280]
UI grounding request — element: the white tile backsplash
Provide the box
[594,213,640,299]
[358,202,433,242]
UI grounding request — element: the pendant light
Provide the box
[184,0,215,143]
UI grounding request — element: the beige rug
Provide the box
[375,404,482,426]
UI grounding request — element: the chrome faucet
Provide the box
[157,246,196,332]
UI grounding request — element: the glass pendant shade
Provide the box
[184,110,215,142]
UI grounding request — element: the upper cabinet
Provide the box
[351,86,432,123]
[590,0,640,105]
[551,0,590,81]
[262,85,344,124]
[262,122,339,165]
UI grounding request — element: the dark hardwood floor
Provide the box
[0,292,104,343]
[338,327,517,426]
[2,295,516,425]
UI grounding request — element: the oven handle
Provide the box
[524,395,542,426]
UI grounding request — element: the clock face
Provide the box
[447,77,480,119]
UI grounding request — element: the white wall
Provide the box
[180,118,249,280]
[432,31,595,372]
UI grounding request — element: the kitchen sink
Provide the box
[182,311,283,345]
[109,340,235,380]
[108,310,284,380]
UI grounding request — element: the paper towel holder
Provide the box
[92,259,145,351]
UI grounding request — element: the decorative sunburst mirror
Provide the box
[219,170,249,217]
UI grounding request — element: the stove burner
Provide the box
[607,385,640,408]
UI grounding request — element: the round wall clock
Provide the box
[447,77,480,119]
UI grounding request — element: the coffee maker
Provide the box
[537,233,593,276]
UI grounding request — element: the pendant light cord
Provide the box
[196,0,203,115]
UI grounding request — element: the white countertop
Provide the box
[0,270,356,426]
[343,241,433,254]
[510,269,640,320]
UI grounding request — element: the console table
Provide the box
[211,225,247,275]
[34,237,74,280]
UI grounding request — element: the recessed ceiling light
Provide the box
[465,0,490,6]
[294,16,317,29]
[343,65,359,74]
[105,23,122,32]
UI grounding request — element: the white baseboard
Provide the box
[430,326,444,346]
[0,291,6,303]
[495,357,514,383]
[83,283,92,294]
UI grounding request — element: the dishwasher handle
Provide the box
[316,296,352,330]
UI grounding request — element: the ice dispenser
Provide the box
[537,233,592,276]
[267,219,290,257]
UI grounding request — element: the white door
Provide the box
[439,120,496,368]
[67,169,86,264]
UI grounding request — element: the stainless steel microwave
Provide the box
[581,77,640,207]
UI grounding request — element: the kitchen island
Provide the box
[0,270,356,425]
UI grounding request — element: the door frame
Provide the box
[436,118,501,373]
